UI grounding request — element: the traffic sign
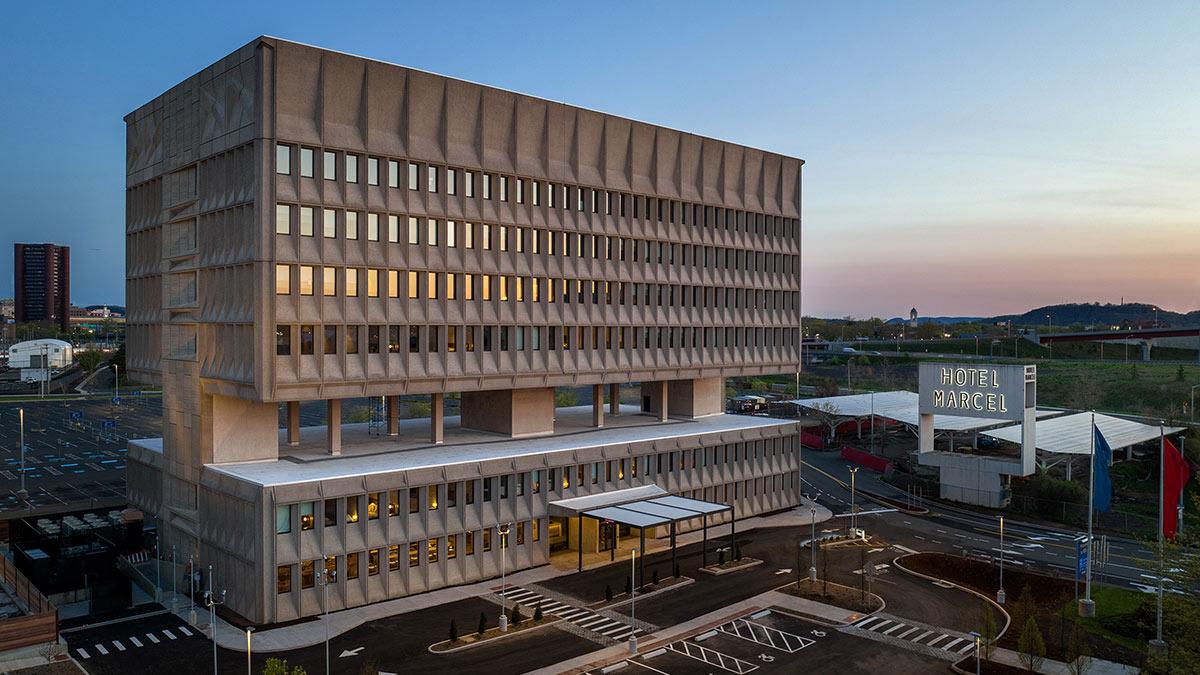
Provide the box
[1075,536,1088,578]
[102,419,117,429]
[69,411,82,421]
[111,396,121,406]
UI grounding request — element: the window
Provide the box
[388,270,399,298]
[323,151,336,180]
[483,477,492,502]
[408,542,419,568]
[300,502,315,530]
[275,505,291,534]
[345,154,358,183]
[483,528,492,552]
[427,218,439,246]
[368,548,380,576]
[499,175,508,201]
[367,213,379,241]
[388,544,400,571]
[428,485,439,511]
[323,267,336,296]
[427,165,438,192]
[277,565,292,593]
[447,325,457,352]
[275,265,290,294]
[345,268,358,297]
[388,215,399,243]
[446,221,456,248]
[500,475,509,499]
[532,470,541,494]
[464,222,474,249]
[301,561,314,589]
[275,204,290,234]
[388,160,399,188]
[367,157,379,185]
[466,531,475,556]
[347,551,360,579]
[427,325,439,352]
[323,209,336,238]
[532,518,540,542]
[516,522,525,545]
[300,207,314,236]
[409,326,419,353]
[325,555,336,580]
[447,534,457,559]
[427,538,439,563]
[300,147,314,177]
[407,271,419,299]
[447,168,457,195]
[346,496,360,523]
[367,269,379,297]
[408,217,419,244]
[532,180,541,206]
[465,171,475,197]
[464,274,474,301]
[482,173,492,199]
[368,492,380,520]
[446,273,456,301]
[324,326,337,354]
[447,482,457,508]
[409,487,420,514]
[427,272,438,300]
[345,211,358,240]
[300,325,314,355]
[276,144,291,175]
[276,326,291,356]
[465,479,475,505]
[408,163,419,190]
[324,499,337,527]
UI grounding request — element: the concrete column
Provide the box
[431,392,444,444]
[286,401,300,446]
[592,384,604,428]
[327,399,342,455]
[658,381,669,422]
[386,395,399,436]
[609,383,619,416]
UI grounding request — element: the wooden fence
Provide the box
[0,554,58,650]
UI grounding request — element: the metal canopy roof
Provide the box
[982,412,1183,455]
[547,484,668,516]
[584,505,668,529]
[647,495,729,515]
[790,391,1057,432]
[556,490,733,529]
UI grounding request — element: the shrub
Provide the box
[449,619,458,643]
[478,612,487,636]
[718,549,726,565]
[624,577,631,595]
[534,601,543,622]
[652,569,660,585]
[510,603,523,627]
[1018,616,1046,672]
[605,584,613,602]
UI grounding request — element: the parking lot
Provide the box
[593,608,952,675]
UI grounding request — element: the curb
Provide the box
[698,558,763,576]
[770,578,885,625]
[427,617,563,654]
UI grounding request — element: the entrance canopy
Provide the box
[982,412,1183,455]
[790,390,1058,432]
[549,484,730,527]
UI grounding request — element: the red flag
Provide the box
[1163,437,1190,540]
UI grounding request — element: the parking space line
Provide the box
[853,616,882,629]
[881,622,906,635]
[145,632,160,644]
[162,629,177,640]
[94,644,108,655]
[942,637,965,651]
[895,627,919,639]
[112,639,126,651]
[926,634,948,647]
[176,625,193,636]
[129,636,143,648]
[912,630,933,643]
[868,619,893,632]
[76,648,90,659]
[666,640,759,674]
[957,641,976,654]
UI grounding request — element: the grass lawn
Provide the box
[1066,585,1147,654]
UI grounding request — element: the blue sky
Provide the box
[1,1,1196,317]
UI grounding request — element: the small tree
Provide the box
[478,612,487,636]
[262,659,290,675]
[1013,585,1036,631]
[449,618,458,643]
[979,600,997,661]
[652,568,660,586]
[605,584,613,602]
[1065,622,1091,675]
[1018,616,1046,672]
[534,601,543,622]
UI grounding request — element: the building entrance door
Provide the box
[598,520,616,552]
[549,517,569,552]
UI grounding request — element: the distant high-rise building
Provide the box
[14,243,70,331]
[0,298,14,320]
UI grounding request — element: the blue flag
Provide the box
[1092,425,1113,513]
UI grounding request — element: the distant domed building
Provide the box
[909,307,918,329]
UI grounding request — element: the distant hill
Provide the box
[869,303,1199,328]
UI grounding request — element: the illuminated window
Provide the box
[532,518,540,542]
[388,214,399,242]
[367,493,380,520]
[345,496,359,523]
[388,544,400,571]
[427,538,439,563]
[428,485,438,511]
[427,218,438,246]
[325,555,336,580]
[300,502,314,530]
[446,220,456,248]
[516,522,525,545]
[345,154,358,183]
[299,266,313,296]
[323,209,336,238]
[464,171,475,197]
[408,216,419,244]
[388,490,400,517]
[345,211,358,240]
[427,166,438,192]
[407,271,419,299]
[300,207,313,236]
[367,213,379,241]
[275,265,290,295]
[388,270,399,298]
[323,267,336,296]
[367,269,379,298]
[345,268,358,297]
[465,531,475,556]
[447,325,457,352]
[446,273,456,300]
[447,535,457,560]
[388,159,399,187]
[408,163,419,190]
[464,274,474,301]
[483,528,492,552]
[347,551,359,579]
[367,548,380,576]
[408,542,419,567]
[300,560,314,589]
[447,168,457,195]
[277,565,292,594]
[464,222,474,249]
[427,272,438,299]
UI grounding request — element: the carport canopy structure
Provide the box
[549,485,733,581]
[791,390,1058,434]
[982,412,1182,455]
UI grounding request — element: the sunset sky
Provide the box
[1,1,1196,319]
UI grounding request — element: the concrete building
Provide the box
[124,37,803,625]
[14,243,70,332]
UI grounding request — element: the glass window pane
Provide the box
[275,505,291,534]
[275,265,290,295]
[323,151,336,180]
[276,145,290,175]
[300,148,314,177]
[275,204,290,235]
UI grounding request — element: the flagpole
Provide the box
[1080,411,1096,617]
[1150,423,1166,655]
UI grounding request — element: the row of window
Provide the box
[275,323,799,356]
[274,204,797,275]
[275,442,794,536]
[273,264,796,312]
[275,144,798,239]
[275,521,538,593]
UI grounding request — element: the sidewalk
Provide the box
[988,647,1138,675]
[197,498,832,652]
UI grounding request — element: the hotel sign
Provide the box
[918,363,1034,421]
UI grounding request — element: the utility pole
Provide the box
[498,523,511,632]
[628,547,638,654]
[205,565,226,675]
[17,409,27,500]
[1149,423,1167,656]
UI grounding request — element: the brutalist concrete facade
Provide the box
[125,37,803,624]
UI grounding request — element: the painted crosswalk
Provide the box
[73,625,198,659]
[850,614,976,654]
[497,585,648,643]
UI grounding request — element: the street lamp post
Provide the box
[204,565,226,675]
[316,568,336,675]
[1191,384,1199,422]
[189,555,197,625]
[113,364,119,399]
[970,631,981,675]
[17,408,27,500]
[997,516,1006,604]
[498,523,511,632]
[245,627,254,675]
[628,547,639,654]
[809,507,818,582]
[847,466,860,536]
